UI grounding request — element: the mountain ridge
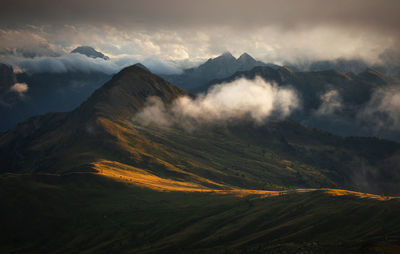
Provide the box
[1,64,400,196]
[162,52,279,90]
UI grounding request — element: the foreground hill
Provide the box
[1,173,400,254]
[1,65,400,253]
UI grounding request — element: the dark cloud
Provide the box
[0,1,399,65]
[0,0,399,33]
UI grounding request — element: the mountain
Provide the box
[286,58,369,73]
[1,65,400,253]
[197,65,400,140]
[162,52,279,90]
[2,64,400,193]
[0,63,18,106]
[0,62,112,131]
[71,46,110,60]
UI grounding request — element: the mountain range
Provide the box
[0,57,112,131]
[162,52,279,90]
[1,65,400,253]
[197,65,400,141]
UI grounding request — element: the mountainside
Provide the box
[1,65,400,253]
[1,173,400,254]
[1,65,400,196]
[0,63,112,131]
[0,63,19,106]
[198,66,400,140]
[162,52,278,90]
[286,58,369,73]
[71,46,110,60]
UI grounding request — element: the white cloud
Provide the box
[135,77,300,127]
[359,86,400,131]
[315,89,343,116]
[10,83,28,96]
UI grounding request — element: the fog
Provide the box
[3,53,184,75]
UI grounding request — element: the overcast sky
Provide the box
[0,0,399,65]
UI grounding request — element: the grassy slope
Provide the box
[1,173,400,254]
[1,66,400,196]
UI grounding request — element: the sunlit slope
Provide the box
[93,159,397,201]
[1,173,399,254]
[1,65,400,195]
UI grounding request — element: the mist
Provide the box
[3,53,184,75]
[135,77,299,128]
[315,90,343,116]
[358,86,400,132]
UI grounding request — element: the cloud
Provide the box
[135,77,300,127]
[0,28,63,58]
[1,0,399,67]
[315,90,343,116]
[3,53,184,75]
[10,82,28,96]
[358,86,400,132]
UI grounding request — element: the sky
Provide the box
[0,0,399,68]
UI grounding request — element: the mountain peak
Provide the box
[78,64,187,119]
[219,51,236,60]
[133,63,149,72]
[238,52,254,60]
[71,46,110,60]
[237,52,256,64]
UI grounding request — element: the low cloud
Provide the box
[3,53,184,75]
[135,77,300,128]
[358,86,400,132]
[10,82,28,96]
[315,89,343,116]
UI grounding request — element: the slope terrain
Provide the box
[1,65,400,253]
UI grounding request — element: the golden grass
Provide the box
[93,160,399,201]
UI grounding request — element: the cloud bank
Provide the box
[135,77,299,127]
[3,53,184,75]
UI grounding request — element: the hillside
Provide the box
[1,65,400,195]
[195,66,400,140]
[1,173,400,254]
[1,65,400,253]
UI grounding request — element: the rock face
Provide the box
[71,46,110,60]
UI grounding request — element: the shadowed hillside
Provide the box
[1,65,400,195]
[1,65,400,253]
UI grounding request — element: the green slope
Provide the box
[1,65,400,195]
[1,173,399,254]
[1,65,400,253]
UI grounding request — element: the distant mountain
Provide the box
[286,58,369,73]
[199,66,398,140]
[0,63,17,101]
[0,62,112,131]
[162,52,279,90]
[1,65,400,253]
[71,46,110,60]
